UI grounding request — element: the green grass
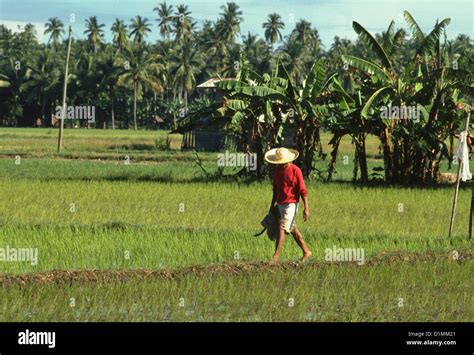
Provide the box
[0,127,381,160]
[0,127,184,159]
[0,128,464,183]
[1,260,471,322]
[0,127,472,322]
[0,179,472,273]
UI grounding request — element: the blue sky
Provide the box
[0,0,472,47]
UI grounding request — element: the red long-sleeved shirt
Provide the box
[273,163,308,205]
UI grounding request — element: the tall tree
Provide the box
[216,2,243,43]
[84,16,105,52]
[170,39,203,108]
[24,49,61,127]
[173,4,194,42]
[44,17,65,47]
[130,15,152,46]
[154,1,174,39]
[291,20,314,46]
[117,45,163,130]
[278,36,310,84]
[262,13,284,47]
[111,19,128,52]
[96,50,122,129]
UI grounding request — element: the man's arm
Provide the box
[302,195,310,222]
[295,167,309,222]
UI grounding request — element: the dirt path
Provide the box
[0,250,471,286]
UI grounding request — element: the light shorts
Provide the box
[278,203,298,234]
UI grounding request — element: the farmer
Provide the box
[265,147,312,263]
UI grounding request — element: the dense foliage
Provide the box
[0,3,473,183]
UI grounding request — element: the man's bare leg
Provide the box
[291,227,312,261]
[271,226,286,262]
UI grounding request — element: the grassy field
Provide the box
[1,258,471,322]
[0,128,472,322]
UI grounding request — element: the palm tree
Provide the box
[0,25,15,58]
[262,13,284,47]
[21,23,38,47]
[0,58,32,126]
[278,37,310,84]
[170,39,203,108]
[291,20,314,46]
[96,50,121,129]
[117,45,163,130]
[173,4,193,42]
[217,2,243,43]
[44,17,64,47]
[84,16,105,52]
[24,49,61,126]
[450,34,474,71]
[154,2,174,39]
[327,36,355,76]
[290,19,323,58]
[221,43,242,77]
[242,33,272,73]
[111,19,128,52]
[130,15,152,46]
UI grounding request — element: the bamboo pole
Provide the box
[57,26,73,154]
[469,180,473,240]
[448,112,471,238]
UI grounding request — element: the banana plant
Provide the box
[340,12,472,183]
[217,56,335,176]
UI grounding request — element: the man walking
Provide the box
[265,147,312,263]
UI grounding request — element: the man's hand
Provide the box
[303,207,310,222]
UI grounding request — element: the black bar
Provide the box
[0,322,471,354]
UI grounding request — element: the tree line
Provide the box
[0,3,473,184]
[1,2,472,130]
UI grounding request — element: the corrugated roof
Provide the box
[196,77,237,89]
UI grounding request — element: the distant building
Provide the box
[195,77,236,102]
[172,77,236,151]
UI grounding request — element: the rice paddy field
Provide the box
[0,128,472,322]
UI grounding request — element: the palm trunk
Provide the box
[133,81,137,130]
[111,100,115,130]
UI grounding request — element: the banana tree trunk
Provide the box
[295,119,319,177]
[327,134,343,182]
[254,122,265,178]
[380,127,392,182]
[352,142,359,182]
[355,134,369,183]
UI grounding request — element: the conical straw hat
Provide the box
[264,147,299,164]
